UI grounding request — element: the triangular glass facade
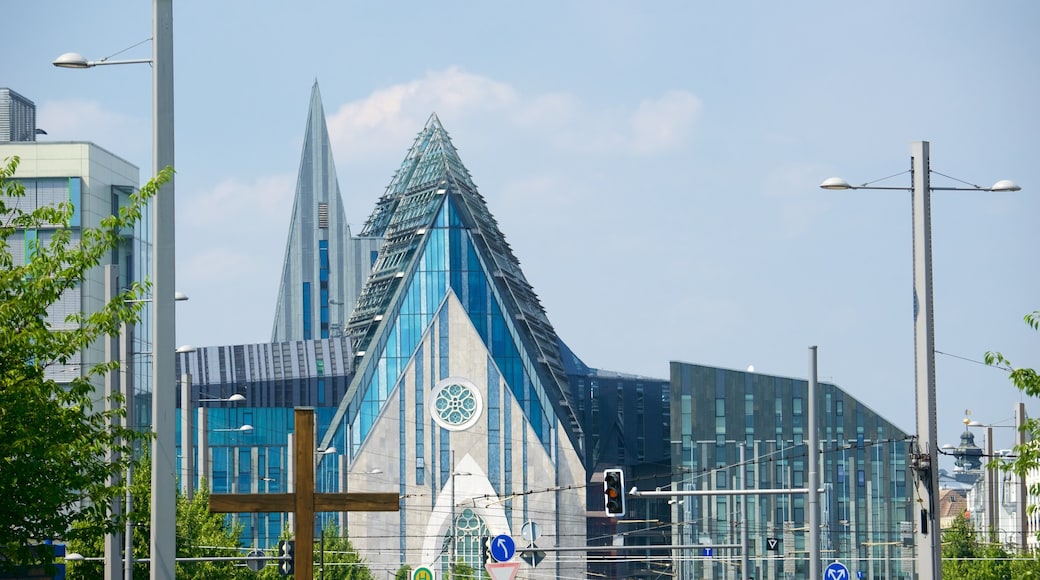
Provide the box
[321,114,583,457]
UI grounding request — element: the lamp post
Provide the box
[821,141,1020,579]
[53,3,176,579]
[968,405,1029,552]
[180,370,245,501]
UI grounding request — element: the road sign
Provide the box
[412,565,436,580]
[485,561,520,580]
[490,534,516,562]
[246,549,266,572]
[825,561,850,580]
[521,520,542,542]
[702,547,713,557]
[520,542,545,567]
[765,537,780,551]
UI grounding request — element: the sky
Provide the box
[3,1,1038,464]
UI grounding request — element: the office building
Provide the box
[270,81,381,342]
[0,88,40,142]
[0,138,151,419]
[668,361,911,580]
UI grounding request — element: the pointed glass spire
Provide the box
[325,115,583,456]
[271,81,378,342]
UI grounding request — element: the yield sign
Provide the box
[765,537,780,551]
[485,561,520,580]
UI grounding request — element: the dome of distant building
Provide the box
[953,427,983,472]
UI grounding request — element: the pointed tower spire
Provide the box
[321,114,584,457]
[271,82,379,342]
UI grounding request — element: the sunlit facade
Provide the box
[669,362,912,580]
[1,140,152,421]
[270,81,381,343]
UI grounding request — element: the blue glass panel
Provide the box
[302,282,312,340]
[68,177,81,227]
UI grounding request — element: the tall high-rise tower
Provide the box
[271,81,380,342]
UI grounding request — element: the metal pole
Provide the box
[740,444,748,580]
[180,373,193,500]
[122,324,134,580]
[1017,403,1028,552]
[808,346,820,580]
[986,426,997,542]
[150,0,176,578]
[104,266,123,580]
[911,140,941,579]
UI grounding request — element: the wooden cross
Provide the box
[209,407,398,578]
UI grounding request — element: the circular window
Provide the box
[431,377,483,431]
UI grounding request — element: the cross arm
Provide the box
[209,493,296,513]
[314,492,400,512]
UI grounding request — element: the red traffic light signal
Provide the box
[603,468,626,517]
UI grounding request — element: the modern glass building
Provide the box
[175,87,917,580]
[270,81,381,342]
[668,361,912,580]
[181,112,588,578]
[175,337,353,547]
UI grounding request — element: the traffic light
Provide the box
[603,468,626,517]
[481,535,494,564]
[277,540,294,576]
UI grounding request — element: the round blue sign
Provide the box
[490,534,516,562]
[825,561,850,580]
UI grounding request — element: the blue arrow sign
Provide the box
[490,534,516,562]
[825,561,850,580]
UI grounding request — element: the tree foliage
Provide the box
[986,311,1040,528]
[67,446,252,579]
[0,156,169,570]
[256,524,375,580]
[942,511,1040,579]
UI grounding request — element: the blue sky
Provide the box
[4,1,1038,460]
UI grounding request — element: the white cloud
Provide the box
[181,173,295,228]
[326,67,518,159]
[37,99,149,166]
[325,67,702,160]
[630,90,703,155]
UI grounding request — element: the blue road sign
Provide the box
[825,561,850,580]
[702,547,713,557]
[490,534,516,562]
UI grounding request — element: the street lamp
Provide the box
[968,407,1028,552]
[821,141,1021,579]
[54,4,176,579]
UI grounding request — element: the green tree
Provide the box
[256,523,375,580]
[67,445,252,579]
[987,311,1040,527]
[0,156,167,571]
[942,512,1011,579]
